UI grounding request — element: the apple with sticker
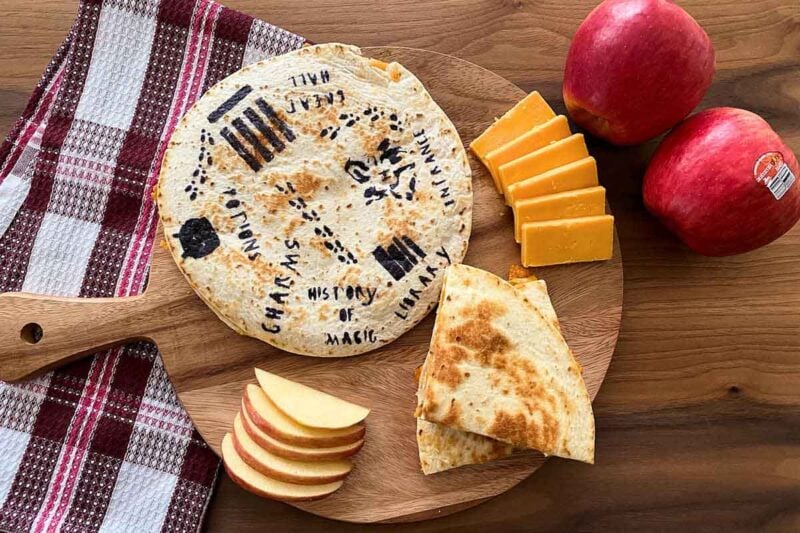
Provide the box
[643,107,800,256]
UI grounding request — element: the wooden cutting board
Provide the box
[0,47,622,523]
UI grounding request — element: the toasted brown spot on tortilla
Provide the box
[430,344,468,388]
[441,400,460,426]
[490,409,558,451]
[423,387,438,416]
[256,191,289,213]
[445,310,510,367]
[470,299,505,321]
[284,217,303,237]
[290,171,324,197]
[311,238,332,256]
[386,216,413,240]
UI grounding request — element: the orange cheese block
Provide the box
[506,157,598,205]
[512,186,606,242]
[469,91,555,172]
[520,215,614,267]
[498,134,589,200]
[484,115,572,190]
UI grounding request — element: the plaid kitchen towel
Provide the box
[0,1,305,531]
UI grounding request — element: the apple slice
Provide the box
[232,413,352,485]
[255,369,370,429]
[241,407,364,461]
[243,384,365,447]
[221,434,342,501]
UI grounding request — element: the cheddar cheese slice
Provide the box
[506,157,598,205]
[484,115,571,184]
[520,215,614,267]
[470,92,556,186]
[512,186,606,242]
[498,134,589,200]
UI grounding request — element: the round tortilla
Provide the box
[157,44,472,357]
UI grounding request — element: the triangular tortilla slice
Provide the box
[416,418,514,475]
[510,278,562,334]
[416,276,578,474]
[415,264,594,464]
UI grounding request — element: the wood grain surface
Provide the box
[1,0,799,531]
[0,46,623,523]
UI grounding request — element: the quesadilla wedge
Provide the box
[415,264,594,464]
[416,418,513,475]
[415,275,572,474]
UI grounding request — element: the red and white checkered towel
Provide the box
[0,1,305,531]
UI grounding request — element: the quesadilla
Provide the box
[416,418,513,475]
[157,44,472,357]
[415,274,570,474]
[415,264,594,466]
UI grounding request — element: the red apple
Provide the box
[563,0,715,145]
[643,107,800,256]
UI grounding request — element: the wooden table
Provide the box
[2,1,799,530]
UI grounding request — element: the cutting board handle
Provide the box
[0,291,163,382]
[0,227,195,382]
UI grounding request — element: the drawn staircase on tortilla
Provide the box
[207,84,297,172]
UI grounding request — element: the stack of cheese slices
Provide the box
[470,92,614,267]
[222,369,369,501]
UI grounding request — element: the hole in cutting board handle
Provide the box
[20,323,44,345]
